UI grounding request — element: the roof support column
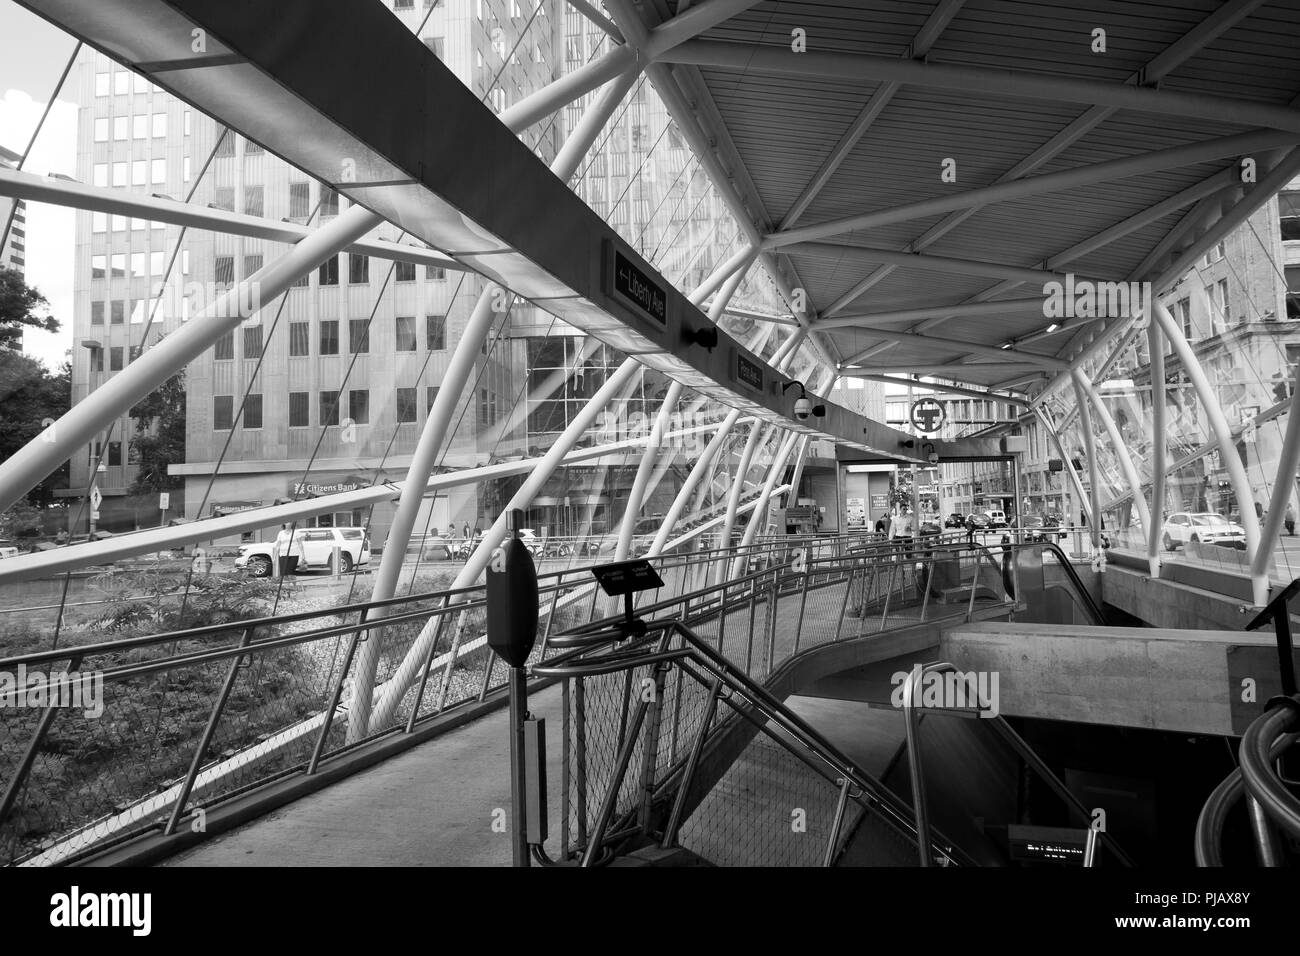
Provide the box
[1071,378,1104,561]
[368,357,645,732]
[0,201,382,515]
[615,245,754,560]
[1252,364,1300,587]
[647,409,745,557]
[1073,368,1152,553]
[1151,300,1266,605]
[1033,406,1092,530]
[713,422,773,584]
[353,67,643,740]
[1146,320,1167,578]
[712,326,808,580]
[729,430,801,580]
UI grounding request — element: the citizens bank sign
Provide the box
[289,474,370,497]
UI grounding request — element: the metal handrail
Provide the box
[0,528,1017,866]
[900,661,1135,867]
[535,618,977,867]
[1196,702,1300,868]
[0,532,868,670]
[1238,696,1300,842]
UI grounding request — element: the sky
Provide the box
[0,3,82,370]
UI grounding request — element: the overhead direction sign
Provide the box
[607,244,666,327]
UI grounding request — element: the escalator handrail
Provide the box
[536,619,978,867]
[902,661,1135,867]
[1002,540,1109,626]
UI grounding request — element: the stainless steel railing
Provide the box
[535,618,979,867]
[0,531,1010,866]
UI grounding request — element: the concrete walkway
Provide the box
[164,686,565,867]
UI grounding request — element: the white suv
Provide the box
[1161,512,1245,550]
[235,527,371,576]
[983,510,1008,528]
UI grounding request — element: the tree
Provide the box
[128,371,186,494]
[0,349,71,508]
[0,266,58,350]
[0,499,43,539]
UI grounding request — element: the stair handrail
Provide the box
[901,661,1135,867]
[536,617,977,867]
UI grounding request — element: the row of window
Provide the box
[92,159,169,188]
[89,250,442,288]
[213,387,442,430]
[93,70,151,98]
[91,213,168,234]
[91,251,180,282]
[213,315,447,359]
[86,344,143,372]
[93,113,168,142]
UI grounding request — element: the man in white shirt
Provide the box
[890,507,914,541]
[273,524,303,577]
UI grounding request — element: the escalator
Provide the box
[535,541,1131,866]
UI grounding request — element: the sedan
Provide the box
[1161,512,1246,551]
[943,513,966,528]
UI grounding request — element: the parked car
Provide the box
[1017,514,1066,542]
[943,513,966,528]
[983,510,1008,528]
[1161,512,1246,551]
[235,526,372,576]
[965,513,990,530]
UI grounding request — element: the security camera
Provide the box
[793,396,812,420]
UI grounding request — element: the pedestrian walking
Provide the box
[1286,503,1295,537]
[273,524,302,577]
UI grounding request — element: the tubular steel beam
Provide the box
[781,239,1075,286]
[1145,320,1166,577]
[1151,300,1266,605]
[815,297,1048,330]
[836,327,1066,369]
[662,41,1300,137]
[1073,369,1152,542]
[821,0,1270,317]
[615,247,755,560]
[1072,377,1104,556]
[355,66,644,740]
[836,373,1029,407]
[778,0,966,229]
[0,203,381,516]
[1253,364,1300,584]
[0,166,465,273]
[763,130,1295,249]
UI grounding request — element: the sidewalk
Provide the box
[164,685,565,867]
